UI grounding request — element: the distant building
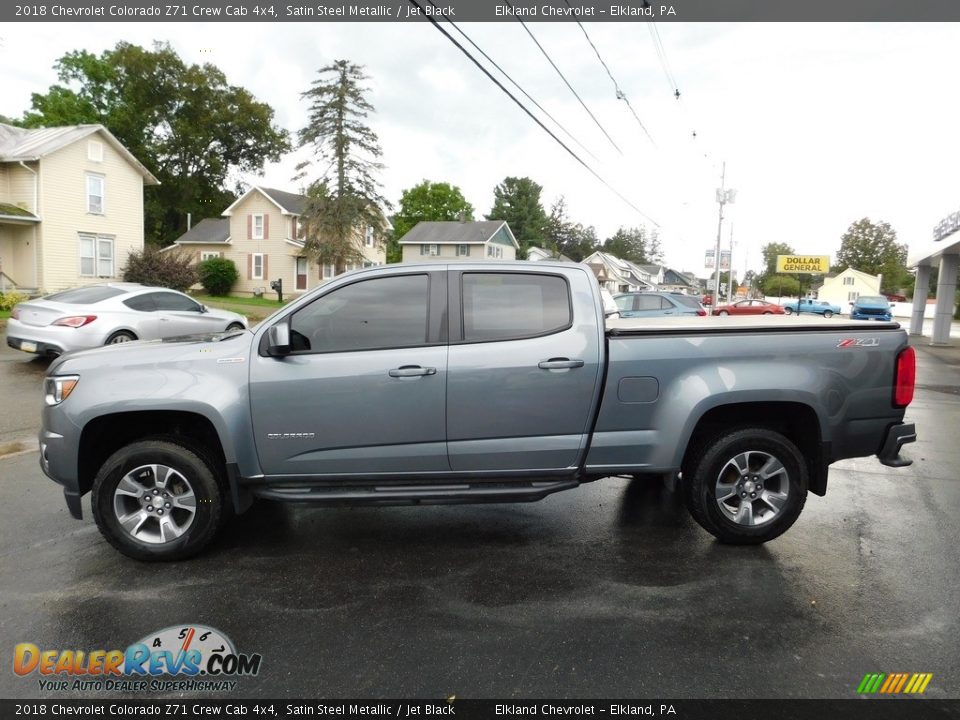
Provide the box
[527,246,573,262]
[398,220,518,262]
[816,267,881,309]
[582,251,655,293]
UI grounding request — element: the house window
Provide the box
[843,276,855,286]
[87,141,103,162]
[79,233,114,277]
[486,245,503,259]
[291,216,299,240]
[848,291,859,302]
[365,225,375,247]
[201,251,222,261]
[86,174,105,214]
[323,263,334,279]
[252,214,265,240]
[457,244,471,257]
[252,253,265,280]
[420,244,439,256]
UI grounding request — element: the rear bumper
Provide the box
[878,422,916,468]
[7,335,64,356]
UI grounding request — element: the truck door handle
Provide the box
[388,365,437,378]
[538,358,584,370]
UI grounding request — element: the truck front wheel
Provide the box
[91,439,225,561]
[682,427,808,544]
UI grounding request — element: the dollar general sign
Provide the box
[776,255,830,274]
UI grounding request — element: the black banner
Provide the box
[1,700,959,720]
[4,0,960,23]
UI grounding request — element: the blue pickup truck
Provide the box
[851,295,894,321]
[38,263,917,560]
[780,298,842,317]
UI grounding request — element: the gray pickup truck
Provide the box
[38,262,917,560]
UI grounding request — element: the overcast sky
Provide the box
[1,21,958,277]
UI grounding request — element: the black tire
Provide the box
[105,330,137,345]
[91,439,226,561]
[783,307,793,315]
[718,310,729,316]
[823,310,834,319]
[226,322,245,332]
[762,311,772,315]
[682,427,808,545]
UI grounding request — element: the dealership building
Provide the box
[909,209,960,345]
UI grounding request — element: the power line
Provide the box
[411,0,658,227]
[564,3,655,146]
[505,1,623,155]
[445,19,599,162]
[647,22,679,97]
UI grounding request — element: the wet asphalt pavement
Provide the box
[0,344,958,700]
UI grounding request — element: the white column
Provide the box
[931,254,958,346]
[910,264,931,336]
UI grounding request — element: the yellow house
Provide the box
[172,186,387,297]
[816,267,882,309]
[0,123,158,294]
[399,220,519,263]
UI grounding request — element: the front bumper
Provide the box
[852,312,893,321]
[877,422,916,468]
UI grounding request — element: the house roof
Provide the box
[825,267,881,285]
[398,220,518,248]
[0,123,159,185]
[172,217,230,244]
[527,246,573,262]
[222,185,307,216]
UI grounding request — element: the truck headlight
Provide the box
[45,375,80,406]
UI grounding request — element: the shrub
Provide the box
[122,245,197,292]
[197,257,239,296]
[0,291,29,311]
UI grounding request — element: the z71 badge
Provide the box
[837,338,879,348]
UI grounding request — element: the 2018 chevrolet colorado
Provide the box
[38,263,917,560]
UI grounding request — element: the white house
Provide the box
[0,123,158,294]
[817,267,881,309]
[582,251,655,294]
[399,220,518,262]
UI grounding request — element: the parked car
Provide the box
[851,295,893,321]
[614,292,707,317]
[7,283,247,356]
[701,294,713,306]
[713,300,785,316]
[38,263,916,560]
[780,298,842,317]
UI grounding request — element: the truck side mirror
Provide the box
[266,322,291,356]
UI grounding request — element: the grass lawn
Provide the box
[192,294,289,322]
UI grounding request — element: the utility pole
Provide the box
[713,163,735,305]
[727,221,735,303]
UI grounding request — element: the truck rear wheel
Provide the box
[91,439,225,561]
[682,427,807,544]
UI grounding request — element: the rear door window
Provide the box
[461,273,570,342]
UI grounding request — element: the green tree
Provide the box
[296,60,389,273]
[20,41,289,245]
[755,241,797,298]
[835,218,909,294]
[389,180,474,263]
[760,274,801,298]
[486,177,548,260]
[603,226,649,264]
[543,197,598,263]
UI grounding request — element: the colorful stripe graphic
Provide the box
[857,673,933,694]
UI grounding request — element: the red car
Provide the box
[712,299,786,316]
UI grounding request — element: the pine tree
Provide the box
[296,60,389,272]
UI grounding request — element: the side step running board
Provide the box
[251,479,579,506]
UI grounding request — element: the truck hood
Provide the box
[48,330,253,375]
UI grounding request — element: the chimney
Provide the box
[458,211,466,223]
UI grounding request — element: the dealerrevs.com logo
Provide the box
[13,624,262,693]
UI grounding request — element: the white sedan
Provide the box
[6,283,248,356]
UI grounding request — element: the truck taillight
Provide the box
[52,315,97,328]
[893,346,915,407]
